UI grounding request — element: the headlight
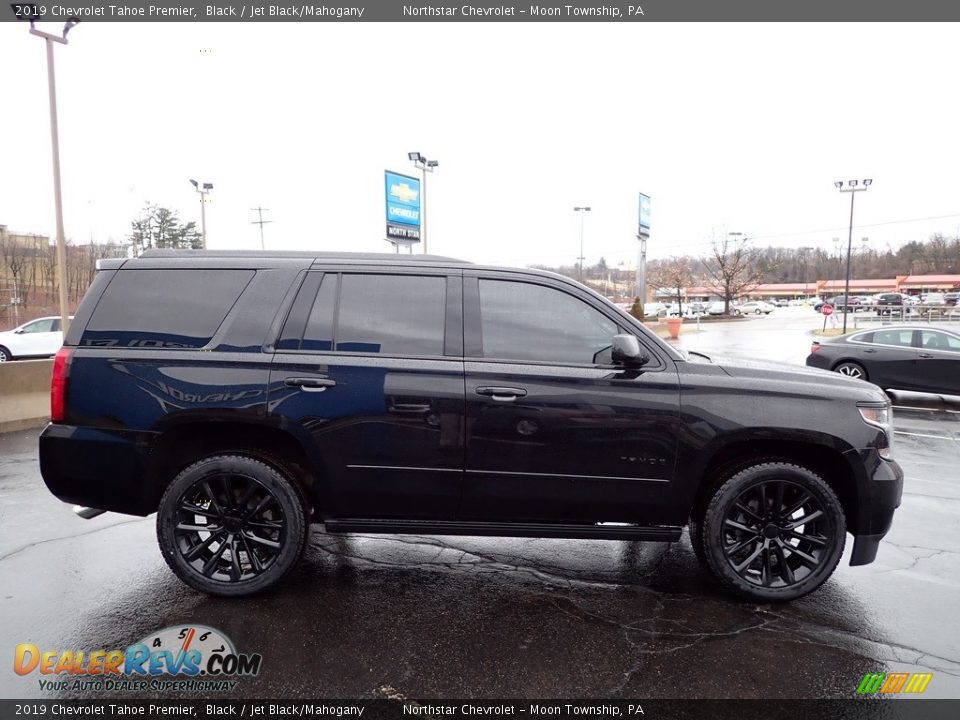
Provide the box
[859,404,893,458]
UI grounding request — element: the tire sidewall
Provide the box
[156,454,307,597]
[702,462,846,602]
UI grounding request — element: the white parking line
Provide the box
[894,430,957,440]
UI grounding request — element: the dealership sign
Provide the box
[385,170,421,243]
[638,193,651,238]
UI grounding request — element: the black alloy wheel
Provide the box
[699,462,845,601]
[157,454,308,596]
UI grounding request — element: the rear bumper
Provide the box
[39,423,158,515]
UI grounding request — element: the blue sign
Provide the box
[385,170,421,243]
[638,193,651,237]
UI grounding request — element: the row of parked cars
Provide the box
[643,300,779,318]
[813,292,960,313]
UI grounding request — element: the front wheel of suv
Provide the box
[698,462,846,601]
[157,454,309,597]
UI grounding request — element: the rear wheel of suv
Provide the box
[157,454,309,597]
[0,346,11,362]
[698,462,846,601]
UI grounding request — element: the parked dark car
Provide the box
[828,295,861,312]
[874,293,909,316]
[39,251,902,602]
[807,325,960,395]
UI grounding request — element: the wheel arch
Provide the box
[143,421,319,518]
[689,438,860,534]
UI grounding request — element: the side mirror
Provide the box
[14,329,25,334]
[612,334,649,367]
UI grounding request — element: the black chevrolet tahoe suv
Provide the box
[39,251,903,601]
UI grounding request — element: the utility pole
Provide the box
[250,207,272,250]
[573,206,591,283]
[835,179,872,334]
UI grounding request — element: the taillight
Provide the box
[51,347,72,423]
[810,343,822,354]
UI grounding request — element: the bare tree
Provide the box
[648,257,694,315]
[703,234,763,312]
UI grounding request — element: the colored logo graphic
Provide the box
[856,672,932,695]
[13,625,261,692]
[384,170,421,243]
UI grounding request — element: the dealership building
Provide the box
[684,274,960,302]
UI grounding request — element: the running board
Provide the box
[323,519,681,542]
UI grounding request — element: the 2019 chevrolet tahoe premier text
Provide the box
[38,251,903,600]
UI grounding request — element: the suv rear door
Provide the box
[268,267,465,520]
[460,272,681,525]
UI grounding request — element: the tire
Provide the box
[0,346,11,362]
[156,454,309,597]
[700,462,846,601]
[687,517,707,567]
[755,309,762,315]
[834,361,868,381]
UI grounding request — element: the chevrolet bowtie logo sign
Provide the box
[390,182,419,204]
[856,672,932,695]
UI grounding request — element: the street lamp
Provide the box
[835,178,872,333]
[189,179,213,249]
[408,152,438,254]
[573,206,591,282]
[29,16,80,336]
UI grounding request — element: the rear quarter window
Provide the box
[81,269,254,349]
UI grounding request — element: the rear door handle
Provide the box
[285,377,337,392]
[390,403,432,413]
[919,353,934,359]
[863,348,877,353]
[475,386,527,402]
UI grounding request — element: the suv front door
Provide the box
[269,269,465,520]
[460,273,681,525]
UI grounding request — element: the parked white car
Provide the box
[739,301,776,315]
[0,316,71,362]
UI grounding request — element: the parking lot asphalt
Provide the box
[2,309,959,700]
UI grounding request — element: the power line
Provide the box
[250,207,272,250]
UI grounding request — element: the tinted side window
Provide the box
[853,332,875,344]
[23,319,55,333]
[82,269,254,349]
[479,279,618,365]
[921,331,960,352]
[334,274,446,356]
[873,329,914,347]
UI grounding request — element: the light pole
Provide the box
[573,206,591,282]
[408,152,438,254]
[30,17,79,336]
[190,179,213,249]
[835,179,872,333]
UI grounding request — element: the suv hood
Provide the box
[703,353,890,402]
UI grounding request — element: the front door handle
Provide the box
[862,348,877,353]
[285,377,337,392]
[475,386,527,402]
[919,353,935,359]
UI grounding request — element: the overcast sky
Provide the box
[2,21,959,270]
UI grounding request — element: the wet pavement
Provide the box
[1,308,958,700]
